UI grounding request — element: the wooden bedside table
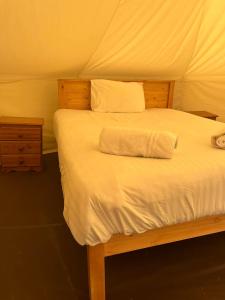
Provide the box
[186,111,218,120]
[0,117,44,172]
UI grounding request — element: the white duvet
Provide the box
[54,109,225,246]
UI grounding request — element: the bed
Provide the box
[55,79,225,300]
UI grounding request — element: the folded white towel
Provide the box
[212,132,225,149]
[99,127,178,159]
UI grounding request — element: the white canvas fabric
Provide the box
[91,80,145,112]
[54,109,225,246]
[0,0,225,150]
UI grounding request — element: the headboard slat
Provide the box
[58,79,174,110]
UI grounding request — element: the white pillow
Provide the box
[91,79,145,112]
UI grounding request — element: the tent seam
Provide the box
[181,0,208,81]
[77,0,122,78]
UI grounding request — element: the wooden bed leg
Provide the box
[87,244,105,300]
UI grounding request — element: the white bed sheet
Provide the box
[54,109,225,246]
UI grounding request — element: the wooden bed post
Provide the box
[87,244,106,300]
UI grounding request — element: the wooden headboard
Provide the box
[58,79,175,110]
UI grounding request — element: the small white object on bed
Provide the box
[212,132,225,149]
[99,127,178,159]
[54,109,225,246]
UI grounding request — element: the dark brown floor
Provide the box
[1,153,225,300]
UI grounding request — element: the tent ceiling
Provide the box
[185,0,225,81]
[0,0,120,78]
[0,0,206,80]
[81,0,205,79]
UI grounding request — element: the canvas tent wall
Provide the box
[0,0,224,150]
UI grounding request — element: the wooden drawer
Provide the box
[0,141,41,154]
[0,126,41,141]
[1,155,41,167]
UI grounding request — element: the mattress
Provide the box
[54,109,225,246]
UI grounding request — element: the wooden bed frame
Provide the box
[58,79,225,300]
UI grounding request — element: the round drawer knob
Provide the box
[19,160,24,165]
